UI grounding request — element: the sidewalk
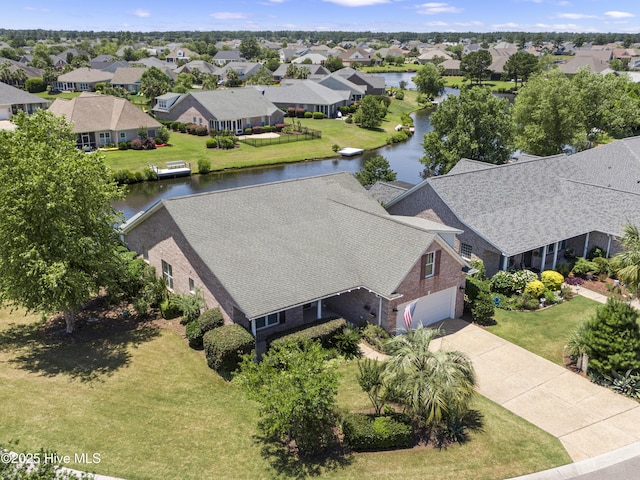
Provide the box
[572,284,640,310]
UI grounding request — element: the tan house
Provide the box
[52,67,114,92]
[121,173,469,342]
[48,92,161,149]
[0,81,50,120]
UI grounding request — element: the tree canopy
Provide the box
[612,224,640,296]
[421,86,514,175]
[140,66,171,102]
[236,340,338,455]
[353,95,387,129]
[355,154,397,186]
[413,62,445,100]
[239,37,261,60]
[502,51,539,88]
[0,110,125,333]
[460,50,492,85]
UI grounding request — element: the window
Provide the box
[120,132,126,139]
[148,129,156,138]
[188,277,195,294]
[423,251,435,278]
[193,117,197,123]
[158,99,167,109]
[255,312,280,330]
[161,260,173,289]
[560,240,567,250]
[460,243,472,260]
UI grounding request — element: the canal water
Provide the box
[115,80,459,219]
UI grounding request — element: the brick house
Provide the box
[387,137,640,277]
[121,173,469,344]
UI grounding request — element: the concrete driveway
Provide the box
[432,319,640,462]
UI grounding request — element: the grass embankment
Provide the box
[0,308,570,479]
[486,296,600,365]
[102,90,426,173]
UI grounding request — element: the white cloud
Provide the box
[605,11,634,19]
[556,13,596,19]
[424,21,448,26]
[23,6,49,12]
[556,1,571,5]
[133,9,150,18]
[210,12,248,20]
[321,0,389,6]
[492,22,524,29]
[416,2,462,15]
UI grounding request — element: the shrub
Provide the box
[198,307,224,333]
[516,294,540,311]
[572,257,599,277]
[465,276,490,306]
[287,107,296,117]
[361,324,390,353]
[112,169,139,185]
[198,158,211,173]
[216,136,235,149]
[493,293,515,310]
[154,137,163,145]
[587,246,605,260]
[592,257,612,277]
[157,126,170,144]
[143,166,157,181]
[25,77,46,93]
[386,131,408,144]
[303,111,312,118]
[203,324,254,374]
[339,106,350,115]
[171,121,180,131]
[268,318,346,349]
[543,289,558,306]
[186,320,204,349]
[524,280,546,298]
[541,270,564,291]
[160,297,182,319]
[341,413,414,451]
[143,138,156,150]
[333,325,362,359]
[312,112,325,119]
[205,138,216,149]
[130,138,143,150]
[565,276,584,286]
[251,126,263,134]
[490,269,537,295]
[471,292,495,325]
[295,107,305,118]
[172,291,205,325]
[345,117,353,124]
[118,141,128,150]
[394,90,404,100]
[244,127,252,135]
[274,123,286,132]
[177,123,186,133]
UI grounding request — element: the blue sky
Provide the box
[4,0,639,33]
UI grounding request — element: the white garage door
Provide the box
[396,286,457,333]
[0,107,10,120]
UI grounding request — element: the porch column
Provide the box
[583,232,590,258]
[540,245,548,272]
[552,241,559,270]
[606,234,612,258]
[377,296,383,327]
[501,255,509,271]
[316,301,322,320]
[251,318,256,337]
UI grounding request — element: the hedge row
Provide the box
[268,317,346,349]
[203,324,254,374]
[186,308,225,350]
[342,413,414,451]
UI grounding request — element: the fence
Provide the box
[238,127,322,147]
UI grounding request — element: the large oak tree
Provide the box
[0,110,125,333]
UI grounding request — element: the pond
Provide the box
[115,81,461,220]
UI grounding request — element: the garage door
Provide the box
[396,286,457,333]
[0,107,10,120]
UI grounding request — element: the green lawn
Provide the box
[102,90,426,173]
[486,296,600,365]
[0,309,571,480]
[444,76,518,92]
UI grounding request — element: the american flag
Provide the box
[404,301,416,332]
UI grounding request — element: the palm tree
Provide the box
[612,223,640,296]
[384,326,476,439]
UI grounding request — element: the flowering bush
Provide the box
[565,276,584,286]
[524,280,546,298]
[490,269,538,295]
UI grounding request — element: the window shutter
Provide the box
[420,254,426,278]
[280,310,286,324]
[434,250,441,276]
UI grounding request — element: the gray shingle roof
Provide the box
[263,80,350,106]
[390,137,640,256]
[130,173,444,319]
[0,81,50,106]
[180,88,281,121]
[56,67,114,83]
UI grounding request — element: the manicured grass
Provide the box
[102,90,426,173]
[486,296,600,365]
[35,90,82,101]
[444,76,518,92]
[362,65,420,73]
[0,310,570,479]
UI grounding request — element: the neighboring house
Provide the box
[0,58,42,87]
[132,57,173,70]
[52,67,114,92]
[89,59,130,73]
[333,67,386,95]
[291,53,327,65]
[387,137,640,277]
[48,92,161,149]
[214,62,263,83]
[317,73,366,102]
[367,180,414,205]
[261,80,351,118]
[212,50,244,66]
[417,49,452,64]
[110,67,148,92]
[165,47,196,64]
[152,88,284,134]
[271,63,329,81]
[558,50,612,75]
[175,60,217,76]
[340,48,373,67]
[279,47,309,63]
[121,172,469,343]
[440,59,461,76]
[0,81,50,120]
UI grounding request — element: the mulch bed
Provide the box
[580,277,632,300]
